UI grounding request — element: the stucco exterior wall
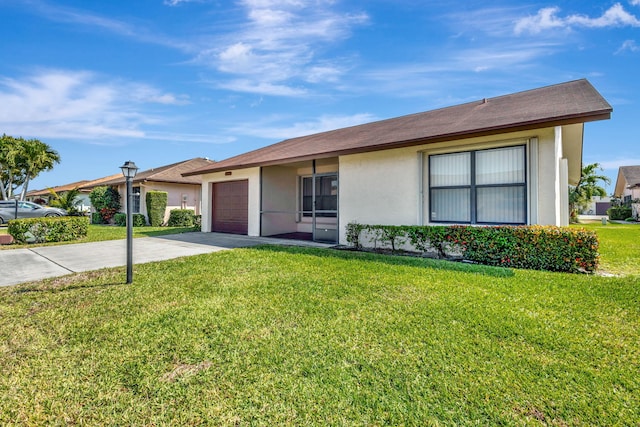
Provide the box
[338,127,570,244]
[118,182,201,224]
[140,182,202,223]
[200,167,261,235]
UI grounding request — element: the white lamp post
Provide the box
[120,161,139,284]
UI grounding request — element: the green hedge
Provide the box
[114,213,146,227]
[607,206,632,220]
[345,223,599,274]
[167,209,195,227]
[146,191,167,227]
[8,216,89,244]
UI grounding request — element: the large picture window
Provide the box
[429,145,526,224]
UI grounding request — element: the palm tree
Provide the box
[17,138,61,200]
[48,187,82,215]
[569,163,611,222]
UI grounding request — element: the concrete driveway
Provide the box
[0,232,332,287]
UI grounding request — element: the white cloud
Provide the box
[630,0,640,6]
[229,113,377,140]
[616,39,640,53]
[599,159,640,170]
[163,0,199,5]
[218,79,308,96]
[0,70,199,142]
[199,0,368,96]
[515,3,640,35]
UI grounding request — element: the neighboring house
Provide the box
[25,180,89,205]
[580,196,612,216]
[613,165,640,218]
[25,174,122,211]
[184,79,612,244]
[91,158,215,224]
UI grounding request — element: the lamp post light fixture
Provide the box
[120,161,139,284]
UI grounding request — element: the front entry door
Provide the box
[312,173,338,243]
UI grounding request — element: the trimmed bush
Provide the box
[607,206,632,220]
[114,212,127,226]
[91,212,103,225]
[8,216,89,244]
[167,209,195,227]
[345,223,599,274]
[115,212,147,227]
[133,213,146,227]
[146,191,167,227]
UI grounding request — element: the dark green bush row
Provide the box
[146,191,167,227]
[114,213,146,227]
[345,223,599,274]
[167,209,196,227]
[607,206,632,220]
[8,216,89,244]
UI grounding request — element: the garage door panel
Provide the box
[212,180,248,234]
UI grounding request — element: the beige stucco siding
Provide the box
[339,148,421,231]
[338,126,574,244]
[200,167,261,235]
[140,182,202,223]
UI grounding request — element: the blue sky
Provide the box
[1,0,639,193]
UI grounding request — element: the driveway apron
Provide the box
[0,232,332,287]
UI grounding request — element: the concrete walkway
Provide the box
[0,232,332,287]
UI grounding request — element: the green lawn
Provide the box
[0,225,638,425]
[572,221,640,276]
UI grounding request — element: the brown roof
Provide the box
[95,158,215,187]
[79,174,123,190]
[26,174,123,196]
[614,165,640,196]
[26,180,90,197]
[184,79,612,176]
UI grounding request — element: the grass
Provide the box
[0,223,198,249]
[1,225,639,425]
[572,221,640,276]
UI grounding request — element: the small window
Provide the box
[132,187,141,213]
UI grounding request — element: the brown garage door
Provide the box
[212,180,249,234]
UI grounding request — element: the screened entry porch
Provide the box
[260,159,339,243]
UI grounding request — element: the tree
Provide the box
[0,134,24,200]
[18,138,61,200]
[569,163,611,222]
[89,186,121,224]
[0,134,60,200]
[48,187,82,215]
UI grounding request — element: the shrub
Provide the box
[345,223,599,274]
[89,186,121,224]
[8,216,89,244]
[133,213,146,227]
[194,215,202,230]
[168,209,195,227]
[91,212,103,224]
[114,213,127,226]
[115,213,146,227]
[607,206,632,220]
[146,191,167,227]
